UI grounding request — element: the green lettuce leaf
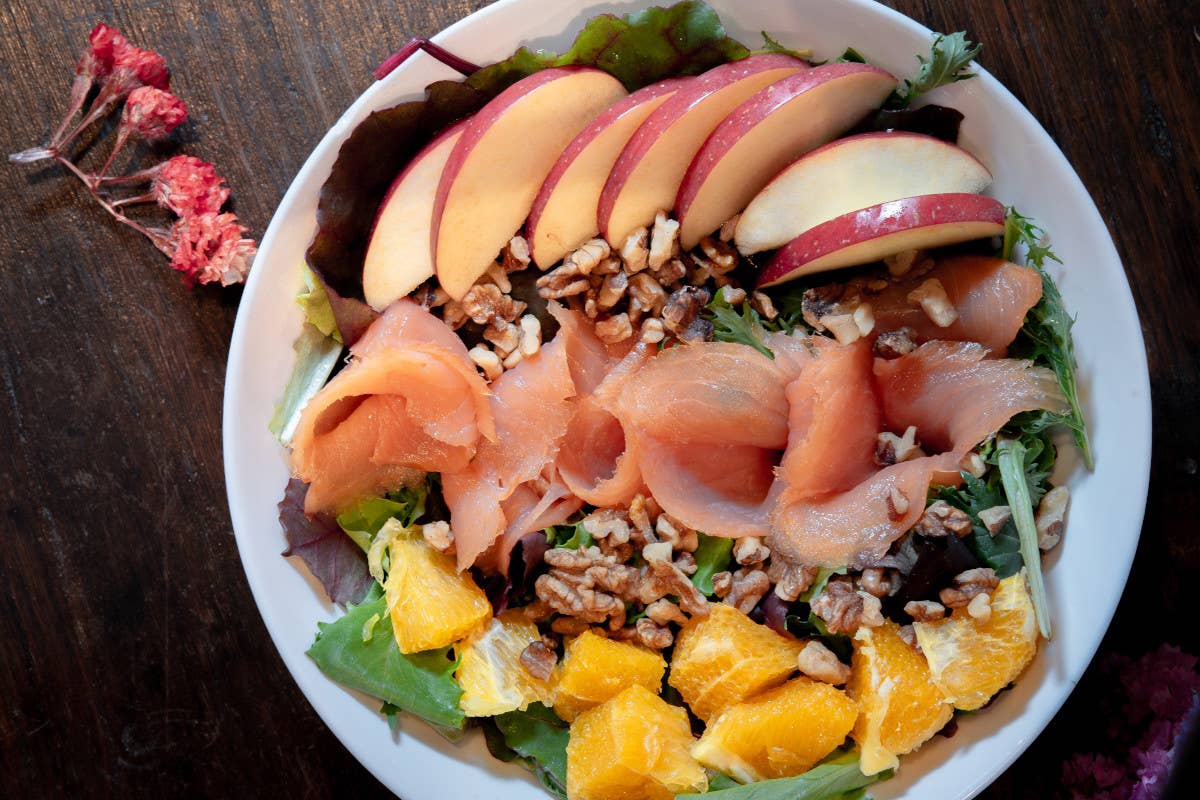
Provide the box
[307,588,465,732]
[484,703,570,799]
[268,323,342,446]
[545,519,593,550]
[336,485,429,551]
[678,751,888,799]
[469,0,752,94]
[691,532,734,595]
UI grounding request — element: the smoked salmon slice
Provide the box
[291,300,493,514]
[874,340,1068,453]
[494,466,585,573]
[870,256,1042,354]
[443,332,576,570]
[617,337,812,537]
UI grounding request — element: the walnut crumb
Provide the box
[620,227,650,273]
[468,346,502,381]
[797,640,851,685]
[904,600,947,623]
[858,567,896,598]
[635,618,674,649]
[420,521,454,554]
[874,327,917,359]
[887,487,910,518]
[711,571,733,599]
[907,278,959,328]
[939,567,1000,609]
[767,559,818,602]
[915,500,973,538]
[967,592,993,623]
[648,211,680,269]
[875,426,922,466]
[810,580,864,634]
[595,312,634,343]
[718,214,740,242]
[461,283,526,325]
[519,641,557,681]
[978,505,1013,537]
[723,567,770,614]
[1036,486,1069,550]
[645,598,688,626]
[732,536,770,566]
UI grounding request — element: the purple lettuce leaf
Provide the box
[279,477,373,606]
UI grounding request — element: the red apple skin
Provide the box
[597,53,808,246]
[526,77,691,268]
[758,193,1007,286]
[674,63,897,249]
[432,66,627,300]
[362,120,468,310]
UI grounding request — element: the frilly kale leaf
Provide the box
[705,291,775,359]
[894,31,981,107]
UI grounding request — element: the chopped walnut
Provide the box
[661,286,711,334]
[897,624,921,651]
[645,598,688,626]
[442,299,468,330]
[959,451,988,478]
[642,541,673,563]
[967,592,993,623]
[640,318,666,344]
[593,256,623,276]
[859,591,885,627]
[462,283,526,325]
[853,303,876,337]
[627,494,657,544]
[468,345,502,381]
[904,600,947,623]
[484,321,520,356]
[581,508,633,545]
[652,257,687,286]
[801,284,846,329]
[627,272,667,315]
[907,278,959,328]
[724,567,770,614]
[797,640,851,685]
[655,514,698,552]
[503,235,532,272]
[978,505,1013,537]
[864,278,890,293]
[420,521,454,554]
[648,211,680,269]
[519,314,542,357]
[711,571,733,599]
[536,262,590,299]
[719,285,747,306]
[642,558,709,615]
[767,559,818,602]
[597,271,629,310]
[874,327,917,359]
[535,573,624,623]
[884,249,923,277]
[679,316,714,342]
[887,487,910,518]
[502,346,524,370]
[1036,486,1070,550]
[522,600,554,623]
[519,641,557,681]
[569,239,612,275]
[674,552,698,575]
[636,618,674,649]
[875,426,922,466]
[821,313,862,345]
[810,580,864,635]
[620,227,650,273]
[939,567,1000,609]
[732,536,770,566]
[718,214,740,242]
[749,291,778,322]
[858,567,897,598]
[915,500,973,538]
[485,261,512,293]
[699,236,738,274]
[595,312,634,343]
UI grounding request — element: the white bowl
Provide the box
[223,1,1152,797]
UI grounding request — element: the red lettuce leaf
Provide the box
[279,477,373,605]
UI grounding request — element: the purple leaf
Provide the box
[319,275,378,347]
[278,478,373,606]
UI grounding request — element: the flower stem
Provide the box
[373,37,481,80]
[94,128,131,187]
[57,83,120,150]
[55,153,167,249]
[49,75,93,147]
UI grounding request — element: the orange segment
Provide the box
[566,684,707,800]
[382,519,491,653]
[913,572,1039,711]
[691,677,857,782]
[455,611,554,717]
[553,630,667,722]
[847,620,953,775]
[669,604,802,721]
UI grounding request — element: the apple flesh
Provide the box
[433,67,627,300]
[527,78,689,269]
[735,132,993,256]
[598,53,807,249]
[362,122,467,311]
[758,193,1006,286]
[675,63,896,250]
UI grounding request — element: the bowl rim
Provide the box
[223,1,1152,797]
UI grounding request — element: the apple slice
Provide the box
[758,193,1006,286]
[433,67,627,300]
[527,78,690,269]
[598,53,807,248]
[735,132,993,255]
[362,121,467,311]
[675,63,897,250]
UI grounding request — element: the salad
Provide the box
[271,3,1091,798]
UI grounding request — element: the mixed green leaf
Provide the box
[705,291,775,358]
[483,703,571,799]
[691,532,735,595]
[892,31,981,108]
[679,751,888,799]
[996,438,1053,639]
[1004,208,1093,468]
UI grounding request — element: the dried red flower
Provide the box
[121,86,187,140]
[76,23,127,80]
[109,41,170,94]
[151,155,230,217]
[166,212,255,286]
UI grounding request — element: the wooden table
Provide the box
[1,0,1196,796]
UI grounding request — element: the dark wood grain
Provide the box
[0,1,1196,797]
